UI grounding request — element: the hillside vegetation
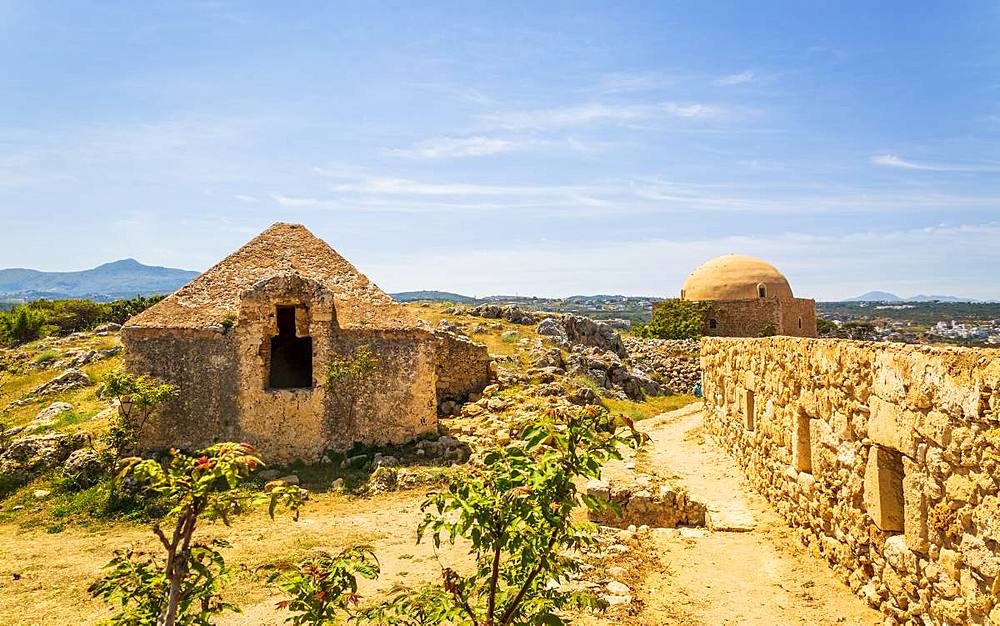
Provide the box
[0,301,695,625]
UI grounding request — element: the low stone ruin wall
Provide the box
[587,475,707,529]
[701,337,1000,625]
[434,331,493,406]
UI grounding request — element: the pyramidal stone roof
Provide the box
[126,223,421,331]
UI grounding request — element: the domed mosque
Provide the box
[678,254,816,337]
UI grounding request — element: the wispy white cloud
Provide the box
[364,223,1000,300]
[714,70,756,86]
[598,71,674,93]
[384,136,540,159]
[479,101,721,130]
[870,153,1000,172]
[276,169,1000,217]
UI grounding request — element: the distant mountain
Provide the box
[390,290,477,303]
[845,291,971,303]
[847,291,904,302]
[907,294,968,303]
[0,258,199,301]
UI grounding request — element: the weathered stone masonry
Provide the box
[123,223,491,465]
[701,337,1000,625]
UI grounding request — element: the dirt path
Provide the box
[1,405,882,626]
[612,404,882,626]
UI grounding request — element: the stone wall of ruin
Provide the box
[124,274,440,465]
[777,297,817,338]
[325,329,439,450]
[434,331,493,405]
[696,297,816,338]
[701,337,1000,625]
[122,327,241,451]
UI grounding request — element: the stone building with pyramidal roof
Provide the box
[122,223,491,463]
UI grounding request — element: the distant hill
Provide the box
[0,259,199,301]
[847,291,903,302]
[846,291,970,303]
[390,290,477,303]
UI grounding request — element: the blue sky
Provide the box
[1,1,998,300]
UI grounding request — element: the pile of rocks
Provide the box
[0,431,90,489]
[623,336,701,394]
[5,368,94,410]
[538,315,627,358]
[564,348,662,401]
[587,475,707,529]
[467,304,540,325]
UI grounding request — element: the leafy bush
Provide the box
[99,371,180,464]
[0,295,164,345]
[366,404,646,626]
[632,299,714,340]
[0,307,50,345]
[0,352,21,393]
[28,299,108,333]
[325,345,376,385]
[90,443,308,626]
[268,546,380,625]
[816,318,838,336]
[32,349,60,365]
[106,295,165,325]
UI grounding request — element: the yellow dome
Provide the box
[681,255,794,301]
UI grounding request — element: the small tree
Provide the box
[0,306,49,346]
[325,344,376,428]
[89,443,307,626]
[267,546,380,625]
[367,404,647,626]
[633,299,714,340]
[100,371,180,464]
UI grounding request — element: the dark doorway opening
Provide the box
[269,306,313,389]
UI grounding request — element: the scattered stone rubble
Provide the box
[24,402,73,433]
[0,431,89,489]
[622,336,701,394]
[466,304,541,325]
[587,474,707,529]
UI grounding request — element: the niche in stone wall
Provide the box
[863,445,905,532]
[741,388,755,430]
[268,305,314,389]
[792,410,812,473]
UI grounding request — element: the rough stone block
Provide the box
[864,445,905,532]
[743,388,755,430]
[868,396,918,458]
[902,459,929,553]
[792,410,812,473]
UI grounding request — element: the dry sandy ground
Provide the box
[593,404,883,626]
[0,405,882,625]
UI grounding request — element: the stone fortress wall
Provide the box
[692,297,817,338]
[700,337,1000,625]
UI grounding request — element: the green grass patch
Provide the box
[603,393,698,422]
[32,349,60,365]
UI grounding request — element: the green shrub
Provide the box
[633,299,714,340]
[0,307,49,345]
[32,349,60,365]
[106,295,165,325]
[268,546,380,624]
[89,443,307,626]
[366,404,647,626]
